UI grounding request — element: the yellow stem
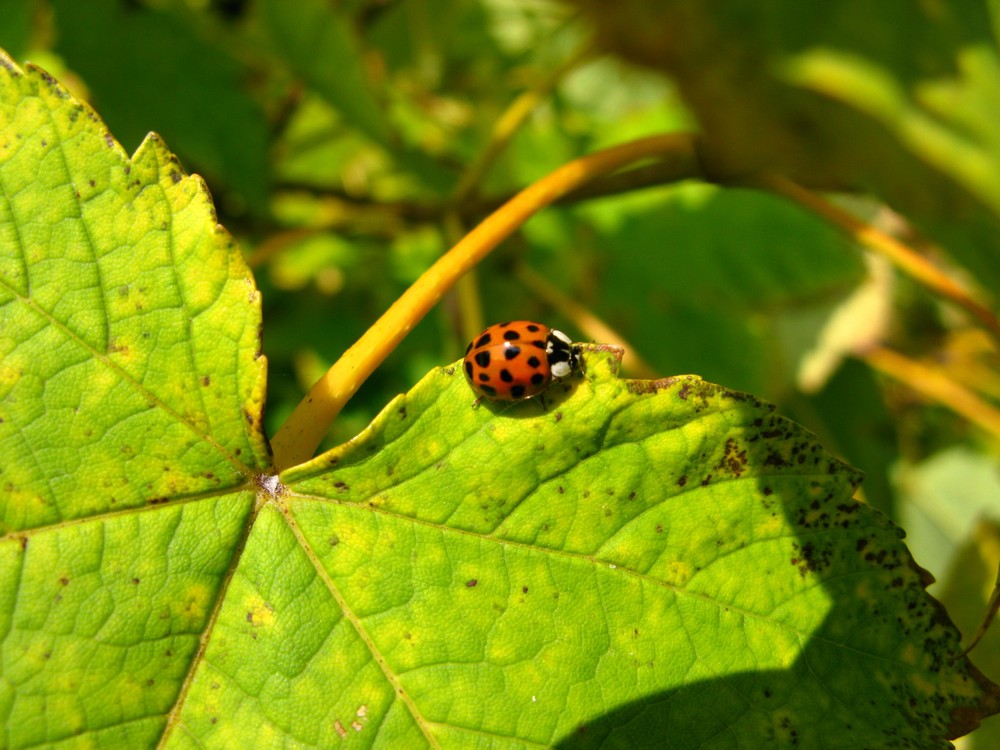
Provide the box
[758,174,1000,342]
[515,263,660,379]
[453,47,592,204]
[863,345,1000,440]
[446,47,590,345]
[270,133,699,470]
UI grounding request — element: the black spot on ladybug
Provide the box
[500,369,514,383]
[527,356,541,368]
[503,330,521,341]
[476,332,492,348]
[530,373,545,386]
[474,351,491,367]
[526,324,540,332]
[478,372,490,382]
[530,340,546,350]
[510,385,526,399]
[480,384,497,397]
[464,362,474,379]
[504,346,521,360]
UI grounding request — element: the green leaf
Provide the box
[277,353,992,748]
[574,0,1000,293]
[259,0,394,148]
[2,53,997,749]
[0,50,267,746]
[581,184,865,396]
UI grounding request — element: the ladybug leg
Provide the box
[471,396,484,409]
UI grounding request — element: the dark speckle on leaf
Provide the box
[466,579,478,588]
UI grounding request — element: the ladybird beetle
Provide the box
[463,321,582,402]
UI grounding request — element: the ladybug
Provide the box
[463,321,582,402]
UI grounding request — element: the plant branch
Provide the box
[862,345,1000,441]
[757,173,1000,343]
[270,133,699,470]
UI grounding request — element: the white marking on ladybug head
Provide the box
[551,360,572,379]
[550,329,572,346]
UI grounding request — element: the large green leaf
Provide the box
[2,53,998,749]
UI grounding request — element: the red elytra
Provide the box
[463,321,581,402]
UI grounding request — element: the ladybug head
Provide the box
[545,329,581,379]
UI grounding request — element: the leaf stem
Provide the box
[862,345,1000,440]
[270,133,699,470]
[758,173,1000,343]
[515,263,660,379]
